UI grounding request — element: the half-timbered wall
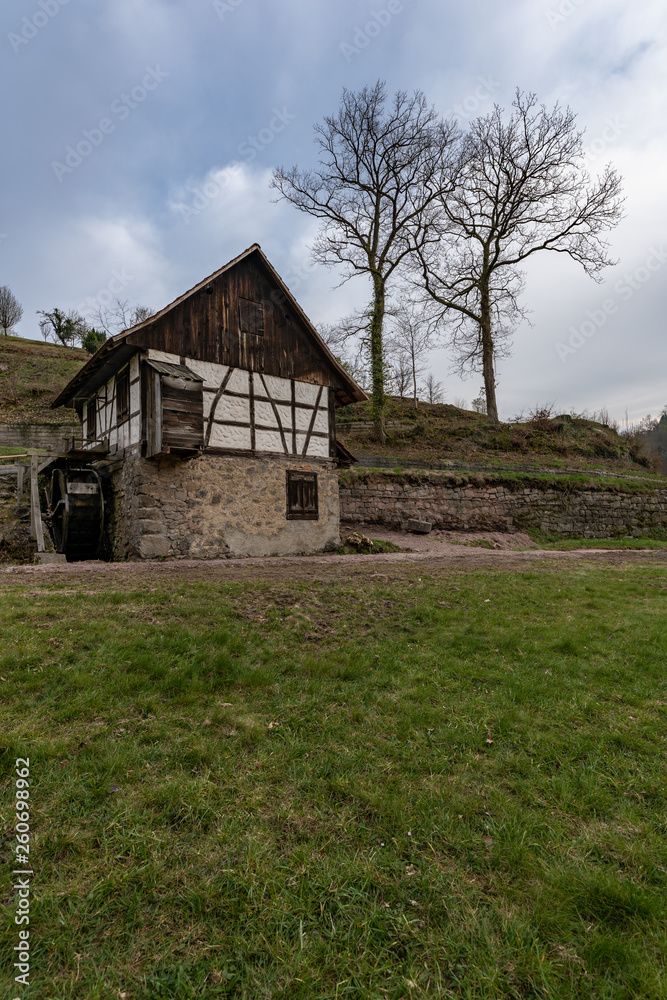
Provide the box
[146,350,333,460]
[81,355,141,454]
[79,351,334,462]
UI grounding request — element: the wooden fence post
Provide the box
[29,453,45,553]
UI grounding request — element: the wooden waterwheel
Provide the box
[47,467,104,561]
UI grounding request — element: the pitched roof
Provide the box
[52,244,367,408]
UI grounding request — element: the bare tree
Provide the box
[471,388,487,414]
[319,314,372,392]
[0,286,23,336]
[423,373,444,404]
[90,297,153,337]
[38,308,88,347]
[386,301,439,407]
[417,90,624,423]
[387,352,412,399]
[273,81,458,441]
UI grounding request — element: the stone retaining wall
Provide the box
[340,472,667,538]
[0,423,75,451]
[108,452,341,560]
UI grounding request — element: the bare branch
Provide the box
[417,88,624,421]
[273,81,460,439]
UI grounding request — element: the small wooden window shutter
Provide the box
[239,297,264,337]
[286,471,318,520]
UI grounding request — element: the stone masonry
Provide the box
[109,452,341,560]
[340,472,667,538]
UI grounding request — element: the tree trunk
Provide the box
[411,342,418,408]
[480,278,499,423]
[369,277,386,442]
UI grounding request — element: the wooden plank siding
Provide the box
[160,376,204,452]
[122,254,349,396]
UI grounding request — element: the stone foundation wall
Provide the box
[340,472,667,538]
[109,453,341,560]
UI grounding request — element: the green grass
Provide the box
[1,560,667,998]
[337,397,662,476]
[336,537,403,555]
[341,468,667,494]
[523,529,667,551]
[0,335,86,426]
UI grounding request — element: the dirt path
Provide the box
[1,531,666,587]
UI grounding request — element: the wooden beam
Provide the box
[30,453,45,553]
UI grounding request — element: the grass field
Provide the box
[1,558,666,999]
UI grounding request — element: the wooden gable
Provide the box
[52,245,366,411]
[121,250,352,396]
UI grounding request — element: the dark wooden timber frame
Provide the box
[204,369,332,458]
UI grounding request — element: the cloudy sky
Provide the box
[2,0,666,422]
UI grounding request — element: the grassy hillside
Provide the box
[0,336,660,478]
[0,335,87,426]
[338,398,662,476]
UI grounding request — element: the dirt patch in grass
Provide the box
[1,543,667,593]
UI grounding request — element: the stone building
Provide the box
[51,244,365,560]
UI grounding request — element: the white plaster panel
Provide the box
[276,405,293,431]
[227,369,249,394]
[296,432,307,454]
[203,394,213,420]
[216,395,250,423]
[254,401,279,428]
[187,359,228,388]
[130,356,140,380]
[313,407,329,434]
[307,436,330,458]
[255,429,285,453]
[130,414,141,445]
[294,380,320,405]
[294,407,313,432]
[147,350,181,364]
[209,424,252,450]
[130,379,140,414]
[261,373,292,402]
